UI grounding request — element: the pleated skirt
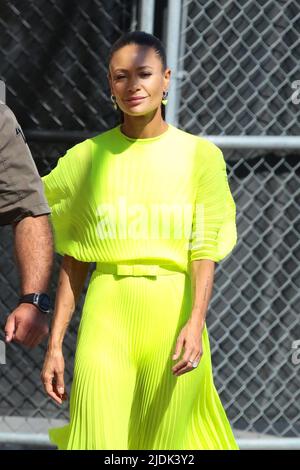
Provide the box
[48,265,239,450]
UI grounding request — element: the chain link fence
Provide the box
[176,0,300,160]
[0,0,299,447]
[174,0,300,440]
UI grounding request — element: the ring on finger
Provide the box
[188,358,199,368]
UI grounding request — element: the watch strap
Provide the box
[19,292,50,314]
[19,293,39,303]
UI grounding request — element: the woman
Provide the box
[41,30,239,450]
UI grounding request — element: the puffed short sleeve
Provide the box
[189,143,237,263]
[41,139,93,259]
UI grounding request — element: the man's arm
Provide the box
[4,215,54,348]
[0,103,54,348]
[13,215,53,295]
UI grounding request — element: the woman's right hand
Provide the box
[41,348,68,405]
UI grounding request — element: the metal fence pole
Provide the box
[165,0,182,126]
[0,80,5,103]
[23,131,300,152]
[1,432,300,450]
[204,135,300,150]
[140,0,155,33]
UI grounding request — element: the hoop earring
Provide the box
[162,90,168,105]
[110,94,118,111]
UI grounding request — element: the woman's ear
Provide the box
[164,67,171,88]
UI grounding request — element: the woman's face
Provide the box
[108,44,170,117]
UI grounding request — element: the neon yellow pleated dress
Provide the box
[42,123,239,450]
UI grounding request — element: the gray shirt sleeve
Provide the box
[0,102,51,225]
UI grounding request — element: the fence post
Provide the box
[140,0,156,33]
[165,0,182,126]
[0,80,6,103]
[0,340,6,365]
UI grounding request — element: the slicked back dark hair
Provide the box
[108,31,168,122]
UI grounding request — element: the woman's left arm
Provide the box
[189,259,215,328]
[171,259,215,376]
[172,142,236,376]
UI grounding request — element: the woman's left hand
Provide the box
[171,316,204,376]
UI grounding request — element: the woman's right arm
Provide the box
[41,254,91,404]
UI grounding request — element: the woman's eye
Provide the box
[114,72,151,80]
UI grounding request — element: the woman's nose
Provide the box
[128,79,141,92]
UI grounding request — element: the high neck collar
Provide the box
[116,123,172,142]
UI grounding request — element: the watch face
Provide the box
[38,293,50,312]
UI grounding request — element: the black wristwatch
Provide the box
[19,293,51,314]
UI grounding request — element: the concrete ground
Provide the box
[0,417,298,450]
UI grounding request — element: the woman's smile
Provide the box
[125,96,147,106]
